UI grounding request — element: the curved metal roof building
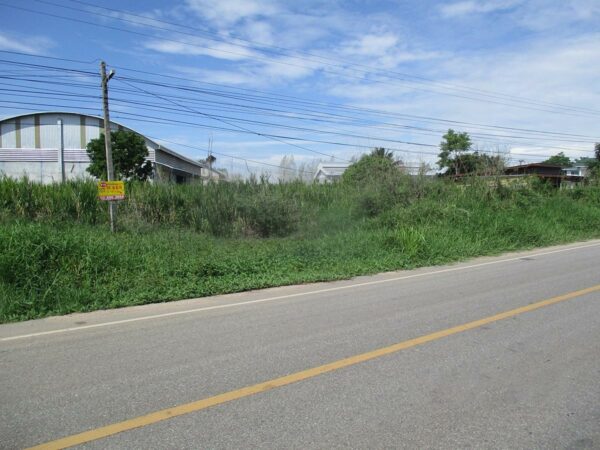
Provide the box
[0,111,220,183]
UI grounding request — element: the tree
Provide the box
[342,149,399,186]
[437,130,506,176]
[438,129,472,175]
[590,143,600,170]
[278,154,297,182]
[543,152,572,167]
[370,147,394,160]
[573,157,596,167]
[86,130,153,181]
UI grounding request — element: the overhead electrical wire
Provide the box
[0,80,596,161]
[0,99,585,164]
[1,71,594,153]
[65,0,600,117]
[0,91,594,159]
[0,59,596,167]
[1,51,598,144]
[5,1,600,119]
[118,78,353,163]
[4,79,593,152]
[29,0,600,117]
[3,68,588,153]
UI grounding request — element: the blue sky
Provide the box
[1,0,599,177]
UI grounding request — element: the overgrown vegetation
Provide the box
[1,162,600,322]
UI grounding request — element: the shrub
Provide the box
[237,189,299,237]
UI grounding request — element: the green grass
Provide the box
[1,176,599,322]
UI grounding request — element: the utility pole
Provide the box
[100,61,116,232]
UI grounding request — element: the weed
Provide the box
[1,176,599,322]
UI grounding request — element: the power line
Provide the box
[5,1,600,119]
[2,51,599,143]
[0,75,594,156]
[34,0,600,117]
[0,98,592,161]
[118,78,353,163]
[0,58,595,160]
[3,79,592,152]
[147,136,316,176]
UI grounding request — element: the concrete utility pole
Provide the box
[100,61,116,232]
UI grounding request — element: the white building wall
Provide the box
[1,121,17,148]
[39,114,60,149]
[85,116,101,142]
[61,114,82,150]
[20,116,36,148]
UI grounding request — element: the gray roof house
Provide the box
[313,162,351,183]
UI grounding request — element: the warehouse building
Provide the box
[0,111,221,183]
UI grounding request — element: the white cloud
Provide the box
[336,32,445,72]
[0,32,54,54]
[144,38,257,61]
[440,0,521,18]
[185,0,280,25]
[440,0,600,30]
[341,33,400,58]
[258,55,322,80]
[238,20,275,46]
[172,66,260,86]
[321,31,600,165]
[513,0,600,30]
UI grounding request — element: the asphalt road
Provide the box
[1,240,600,449]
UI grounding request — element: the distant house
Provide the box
[563,165,588,178]
[504,163,565,187]
[313,162,350,183]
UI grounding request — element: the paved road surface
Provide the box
[1,241,600,449]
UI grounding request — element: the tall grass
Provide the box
[1,175,599,322]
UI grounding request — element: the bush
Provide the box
[237,189,299,237]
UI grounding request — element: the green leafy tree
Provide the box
[438,129,472,175]
[86,130,153,181]
[343,148,398,185]
[370,147,394,160]
[342,148,406,216]
[574,157,596,167]
[590,143,600,170]
[543,152,572,167]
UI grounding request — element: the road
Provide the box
[1,240,600,449]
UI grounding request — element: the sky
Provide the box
[1,0,599,177]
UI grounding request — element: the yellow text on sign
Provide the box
[97,181,125,201]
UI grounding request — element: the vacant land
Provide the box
[1,174,599,322]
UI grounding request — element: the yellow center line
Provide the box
[27,283,600,450]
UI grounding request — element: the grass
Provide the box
[1,175,600,322]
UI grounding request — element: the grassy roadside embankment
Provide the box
[1,174,599,323]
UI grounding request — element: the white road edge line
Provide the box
[3,241,600,342]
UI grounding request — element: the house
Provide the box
[313,162,351,183]
[563,165,588,178]
[0,111,222,184]
[504,163,565,187]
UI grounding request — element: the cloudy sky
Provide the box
[1,0,599,175]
